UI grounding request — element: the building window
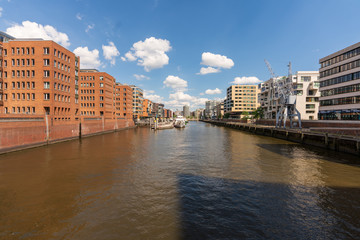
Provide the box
[301,76,311,82]
[44,70,50,77]
[44,47,50,55]
[44,59,50,66]
[44,93,50,100]
[44,82,50,89]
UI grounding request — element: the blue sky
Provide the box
[1,0,359,110]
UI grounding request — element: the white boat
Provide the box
[174,116,186,128]
[152,122,174,130]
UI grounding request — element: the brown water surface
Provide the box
[0,122,359,239]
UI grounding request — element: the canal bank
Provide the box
[0,115,135,155]
[202,120,360,157]
[0,121,359,240]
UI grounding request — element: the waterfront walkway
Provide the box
[202,119,360,156]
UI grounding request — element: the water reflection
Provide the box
[177,173,360,240]
[0,122,359,239]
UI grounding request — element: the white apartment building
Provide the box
[205,100,221,118]
[259,71,320,120]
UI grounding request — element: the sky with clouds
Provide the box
[0,0,359,110]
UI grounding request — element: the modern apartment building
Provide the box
[157,103,164,117]
[142,98,153,118]
[319,42,360,120]
[183,105,190,117]
[215,101,224,118]
[259,71,320,120]
[0,31,80,121]
[130,85,143,119]
[205,100,222,118]
[224,85,259,117]
[115,83,133,119]
[79,69,116,119]
[163,108,173,118]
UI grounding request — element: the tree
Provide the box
[253,107,264,119]
[218,113,223,119]
[224,113,230,119]
[241,111,250,120]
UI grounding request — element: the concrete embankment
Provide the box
[203,120,360,157]
[0,115,135,155]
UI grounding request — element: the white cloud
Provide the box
[124,37,172,72]
[166,91,209,110]
[201,52,234,69]
[76,13,83,20]
[197,66,221,75]
[144,90,154,94]
[134,74,150,80]
[144,90,163,103]
[121,57,126,61]
[73,46,101,69]
[163,75,188,91]
[6,21,70,47]
[102,41,120,65]
[205,88,222,95]
[85,24,95,33]
[125,52,137,61]
[231,76,262,85]
[0,7,3,17]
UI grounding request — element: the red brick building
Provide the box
[142,98,153,118]
[79,69,116,119]
[0,32,80,121]
[115,83,133,119]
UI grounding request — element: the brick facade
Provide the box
[0,38,80,121]
[115,83,133,119]
[79,69,116,119]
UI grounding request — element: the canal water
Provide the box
[0,122,359,239]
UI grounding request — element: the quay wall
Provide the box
[0,115,135,154]
[203,120,360,157]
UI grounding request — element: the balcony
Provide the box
[309,82,320,89]
[0,100,3,106]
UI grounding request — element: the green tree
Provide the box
[218,113,223,119]
[224,113,230,119]
[241,111,250,120]
[253,107,264,119]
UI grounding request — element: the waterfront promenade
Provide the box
[202,119,360,157]
[0,121,359,239]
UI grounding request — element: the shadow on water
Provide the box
[177,173,360,240]
[256,143,360,166]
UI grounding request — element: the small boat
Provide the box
[152,122,174,130]
[174,116,186,128]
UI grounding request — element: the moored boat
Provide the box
[174,116,186,128]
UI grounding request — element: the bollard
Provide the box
[324,133,328,147]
